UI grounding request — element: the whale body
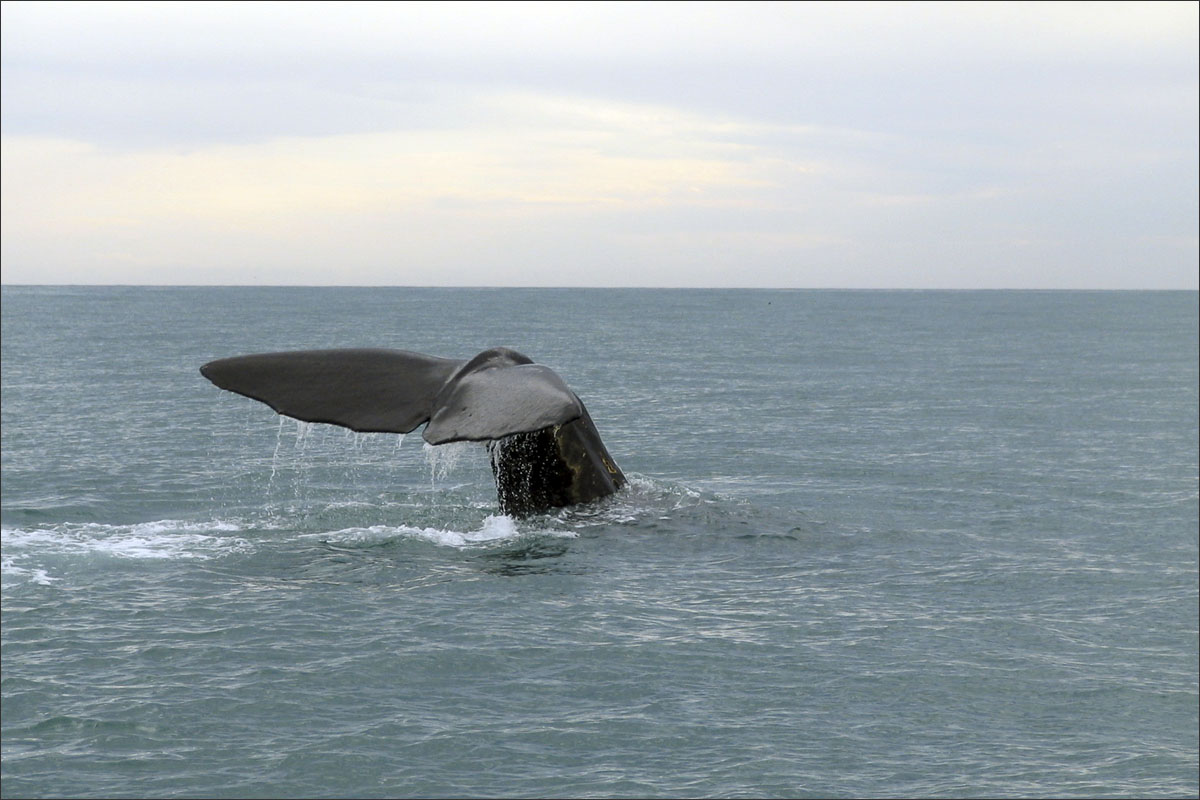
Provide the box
[200,347,626,516]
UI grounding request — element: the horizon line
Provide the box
[1,283,1196,292]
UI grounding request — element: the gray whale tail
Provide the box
[200,347,626,516]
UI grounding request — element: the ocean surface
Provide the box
[1,286,1196,799]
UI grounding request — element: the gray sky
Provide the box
[2,0,1196,288]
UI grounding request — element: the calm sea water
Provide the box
[2,286,1197,799]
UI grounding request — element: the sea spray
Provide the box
[294,419,313,450]
[423,441,474,486]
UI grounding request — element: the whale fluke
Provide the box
[201,346,624,515]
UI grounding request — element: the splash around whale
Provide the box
[200,347,626,516]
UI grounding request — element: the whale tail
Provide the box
[199,347,583,444]
[201,346,624,515]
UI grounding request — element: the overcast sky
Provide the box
[1,0,1196,288]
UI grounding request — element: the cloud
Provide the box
[0,94,810,284]
[5,1,1195,145]
[1,1,1196,287]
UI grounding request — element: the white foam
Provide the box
[1,519,253,581]
[0,556,57,584]
[306,514,576,549]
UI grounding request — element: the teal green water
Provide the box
[2,287,1197,798]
